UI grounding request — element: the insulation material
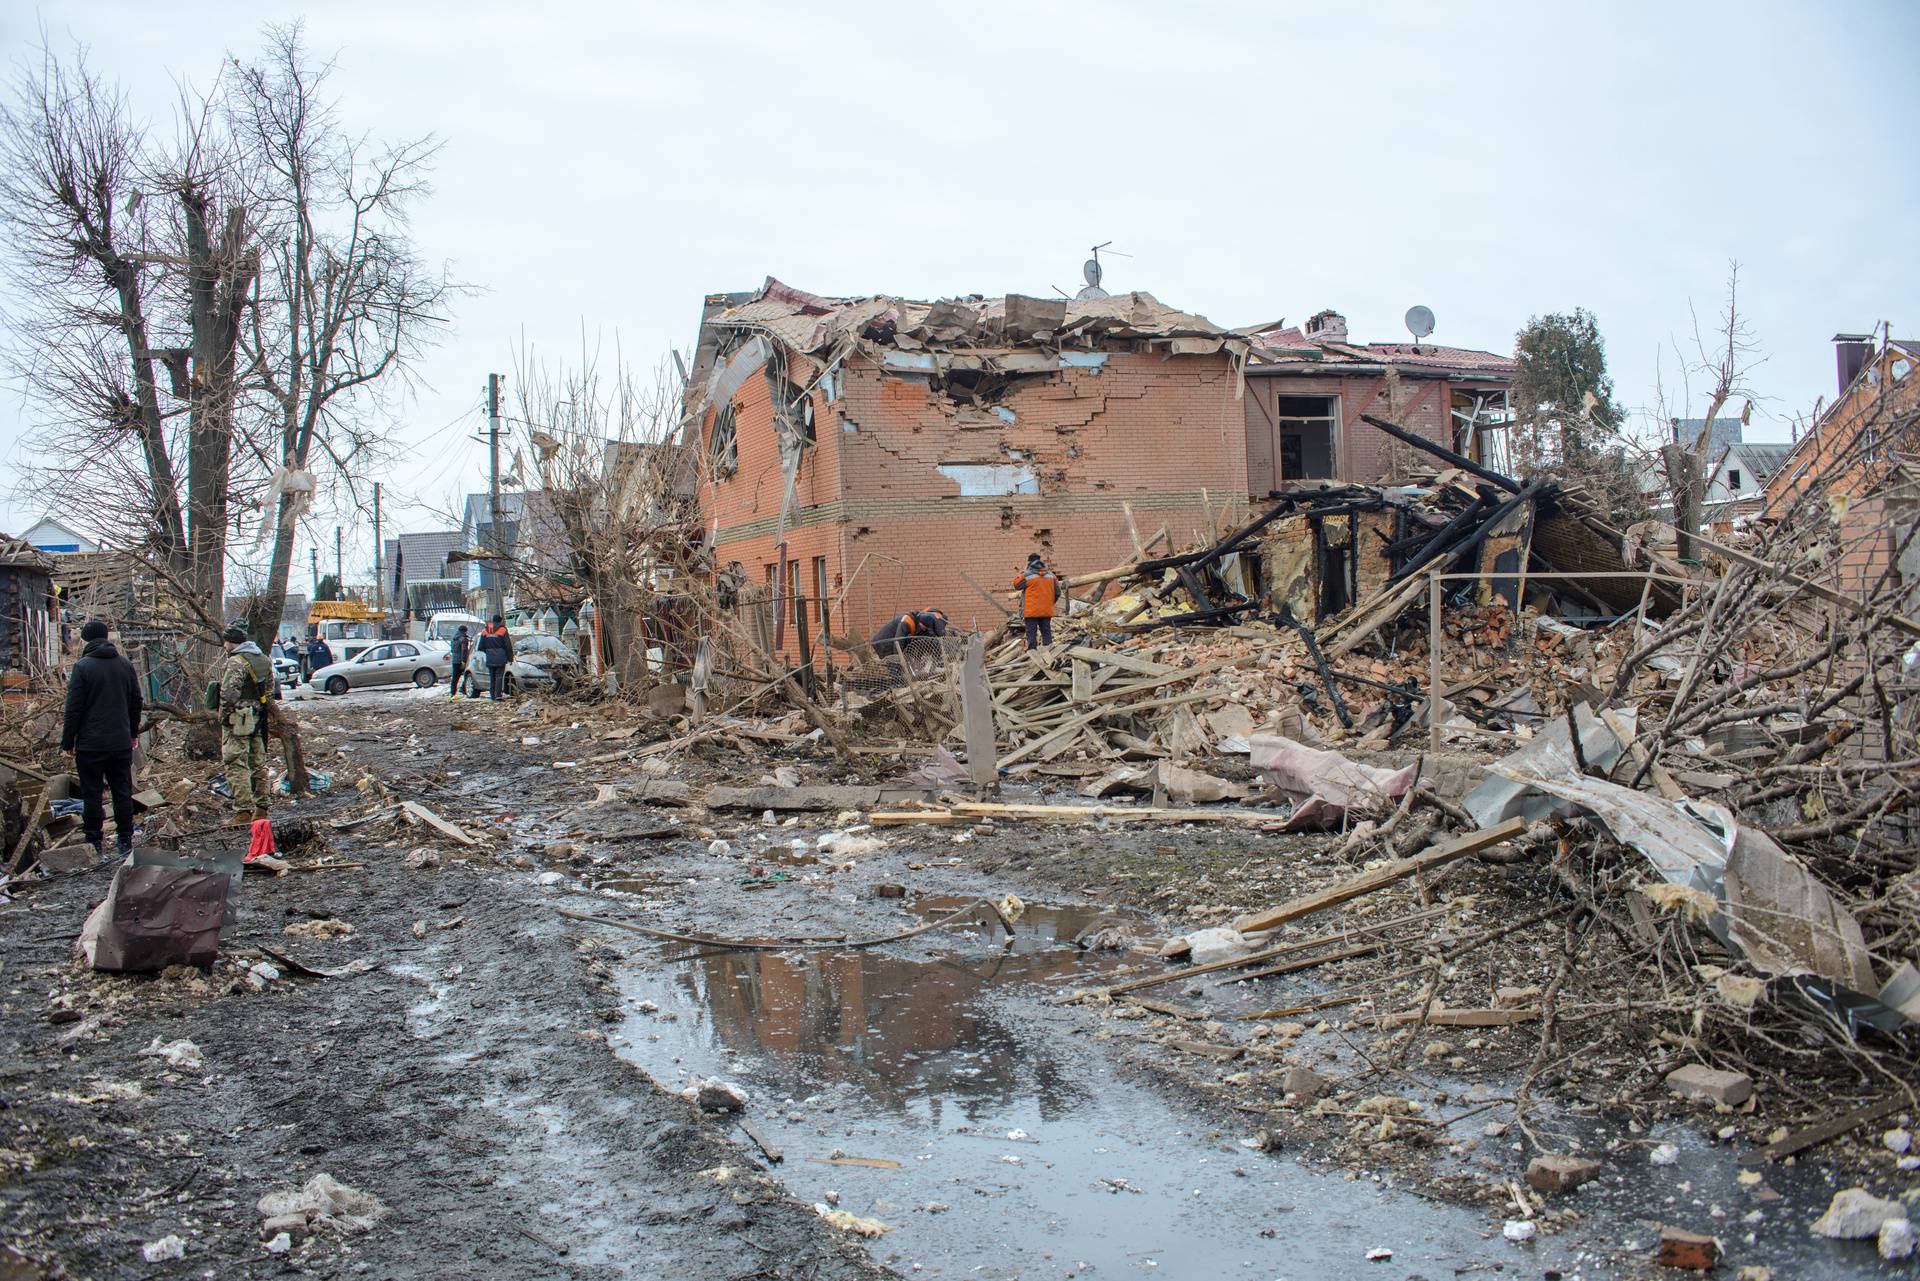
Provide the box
[1249,734,1418,829]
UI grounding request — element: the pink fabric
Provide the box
[245,818,276,862]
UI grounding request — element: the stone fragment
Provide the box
[690,1077,749,1113]
[1282,1066,1330,1100]
[1494,985,1541,1009]
[1810,1187,1905,1239]
[1880,1218,1916,1261]
[1884,1128,1913,1155]
[259,1214,309,1242]
[1665,1064,1752,1106]
[1657,1226,1721,1270]
[1525,1154,1601,1193]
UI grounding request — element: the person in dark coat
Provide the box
[306,636,334,676]
[59,618,143,857]
[448,625,473,699]
[476,615,514,700]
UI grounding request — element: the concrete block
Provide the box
[1665,1064,1752,1106]
[1524,1154,1601,1193]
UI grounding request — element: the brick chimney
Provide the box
[1305,309,1349,344]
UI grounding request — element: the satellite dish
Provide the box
[1083,258,1103,289]
[1405,305,1436,341]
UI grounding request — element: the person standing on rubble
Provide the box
[448,624,473,699]
[477,614,514,701]
[214,624,274,827]
[59,619,143,858]
[1013,553,1059,650]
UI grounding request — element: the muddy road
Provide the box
[0,690,1893,1279]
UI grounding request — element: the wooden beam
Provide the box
[1230,818,1526,934]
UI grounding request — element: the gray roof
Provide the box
[1675,416,1742,452]
[1735,442,1793,482]
[384,531,462,586]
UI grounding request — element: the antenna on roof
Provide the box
[1075,242,1124,301]
[1404,305,1436,350]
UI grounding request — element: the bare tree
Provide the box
[1657,263,1763,560]
[511,344,705,691]
[229,22,454,640]
[0,38,260,643]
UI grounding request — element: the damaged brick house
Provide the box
[1763,331,1920,595]
[1238,310,1517,496]
[685,280,1257,652]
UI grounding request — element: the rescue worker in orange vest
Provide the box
[869,608,948,659]
[1013,554,1058,650]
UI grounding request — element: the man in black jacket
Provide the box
[60,619,143,857]
[448,625,472,699]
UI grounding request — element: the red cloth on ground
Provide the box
[245,817,276,862]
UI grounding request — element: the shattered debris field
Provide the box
[0,663,1912,1278]
[7,396,1920,1278]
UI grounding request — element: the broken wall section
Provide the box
[829,349,1248,639]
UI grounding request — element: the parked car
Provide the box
[310,639,453,695]
[271,652,302,693]
[505,632,582,693]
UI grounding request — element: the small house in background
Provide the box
[0,534,60,690]
[19,514,98,555]
[1238,311,1517,496]
[457,491,570,609]
[382,530,464,628]
[1668,416,1793,517]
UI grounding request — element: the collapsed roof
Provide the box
[699,276,1255,367]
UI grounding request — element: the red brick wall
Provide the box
[707,347,1247,657]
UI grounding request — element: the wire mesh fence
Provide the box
[839,631,972,699]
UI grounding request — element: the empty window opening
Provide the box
[710,404,738,475]
[1451,389,1513,474]
[938,463,1039,496]
[1725,468,1742,492]
[1277,395,1337,481]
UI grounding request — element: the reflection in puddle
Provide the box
[669,898,1127,1119]
[613,898,1555,1280]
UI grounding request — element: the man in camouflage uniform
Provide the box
[217,624,274,825]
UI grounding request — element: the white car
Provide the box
[311,639,453,695]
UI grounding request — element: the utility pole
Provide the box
[310,547,318,599]
[335,526,343,597]
[487,372,505,621]
[372,482,383,610]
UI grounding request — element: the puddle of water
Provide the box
[593,876,680,896]
[613,900,1586,1280]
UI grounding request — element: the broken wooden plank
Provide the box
[1381,1006,1541,1028]
[1230,818,1527,935]
[1739,1095,1908,1166]
[959,634,997,788]
[868,811,968,827]
[1230,941,1381,984]
[1082,907,1446,1000]
[703,784,924,812]
[738,1118,784,1164]
[400,800,479,847]
[1063,645,1176,679]
[1165,1038,1243,1061]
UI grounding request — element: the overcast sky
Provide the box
[1,1,1916,588]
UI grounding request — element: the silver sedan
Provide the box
[310,639,453,695]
